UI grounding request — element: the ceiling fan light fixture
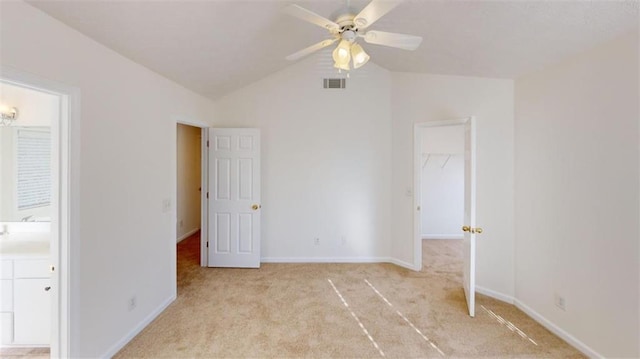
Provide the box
[332,40,351,70]
[350,43,370,69]
[283,1,421,70]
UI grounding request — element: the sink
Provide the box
[0,235,50,257]
[1,232,50,242]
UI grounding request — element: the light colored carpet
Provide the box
[115,235,584,358]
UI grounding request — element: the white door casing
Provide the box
[0,69,77,357]
[207,128,261,268]
[462,116,477,317]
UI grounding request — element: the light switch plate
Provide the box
[162,199,171,213]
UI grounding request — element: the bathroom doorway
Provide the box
[0,69,77,357]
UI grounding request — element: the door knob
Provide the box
[44,286,51,291]
[462,225,470,232]
[473,227,483,234]
[251,204,261,210]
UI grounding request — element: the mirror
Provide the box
[0,126,52,222]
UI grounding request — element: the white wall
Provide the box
[214,52,392,261]
[0,2,215,357]
[514,32,639,357]
[420,125,464,238]
[391,73,515,295]
[176,124,201,242]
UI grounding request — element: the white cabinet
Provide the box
[0,280,13,312]
[0,313,12,344]
[14,278,51,344]
[0,257,50,346]
[0,260,13,345]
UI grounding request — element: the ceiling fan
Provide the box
[283,0,422,71]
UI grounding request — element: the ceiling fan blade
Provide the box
[282,4,340,32]
[354,0,402,30]
[286,38,338,61]
[363,30,422,50]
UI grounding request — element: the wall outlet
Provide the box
[314,237,320,245]
[128,296,137,311]
[555,294,566,311]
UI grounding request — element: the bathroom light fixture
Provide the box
[0,105,18,126]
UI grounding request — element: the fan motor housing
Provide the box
[335,14,356,28]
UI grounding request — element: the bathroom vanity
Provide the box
[0,234,51,347]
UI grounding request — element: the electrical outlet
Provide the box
[128,296,137,311]
[555,294,566,311]
[314,237,320,245]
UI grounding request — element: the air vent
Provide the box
[323,78,346,89]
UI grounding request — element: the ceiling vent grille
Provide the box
[323,78,346,89]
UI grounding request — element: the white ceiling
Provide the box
[27,0,639,100]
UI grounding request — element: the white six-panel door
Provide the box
[207,128,261,268]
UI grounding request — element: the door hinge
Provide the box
[206,241,209,248]
[206,192,209,199]
[207,140,209,147]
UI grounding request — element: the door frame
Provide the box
[171,118,210,275]
[413,117,473,270]
[1,66,80,357]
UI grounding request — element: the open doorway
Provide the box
[420,125,465,241]
[0,70,76,357]
[176,123,202,291]
[418,124,465,275]
[414,121,466,270]
[414,117,477,316]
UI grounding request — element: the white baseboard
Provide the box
[261,256,421,272]
[261,256,389,264]
[474,288,600,357]
[101,294,176,358]
[514,299,602,359]
[475,285,514,304]
[176,227,199,243]
[388,257,420,271]
[422,234,463,240]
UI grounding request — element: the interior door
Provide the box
[462,116,477,317]
[208,128,261,268]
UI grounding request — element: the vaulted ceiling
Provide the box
[27,0,639,100]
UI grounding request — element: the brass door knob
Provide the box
[251,204,261,210]
[462,225,470,232]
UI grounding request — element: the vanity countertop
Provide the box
[0,234,50,259]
